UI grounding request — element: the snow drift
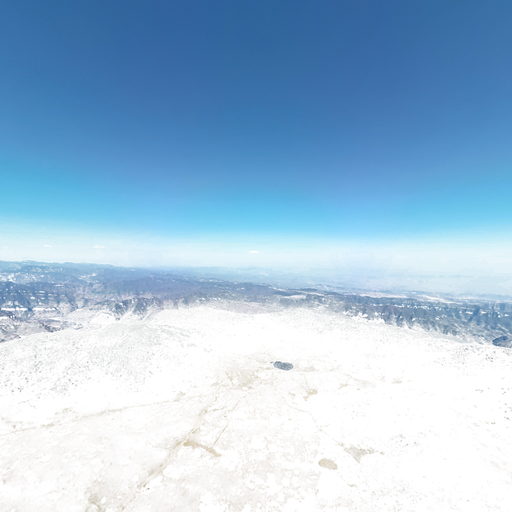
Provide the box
[1,303,511,511]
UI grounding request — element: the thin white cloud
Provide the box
[248,250,260,254]
[92,244,106,249]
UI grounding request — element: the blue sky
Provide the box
[1,1,511,269]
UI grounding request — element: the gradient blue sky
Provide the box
[1,1,511,268]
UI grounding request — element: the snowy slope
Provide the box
[1,303,511,511]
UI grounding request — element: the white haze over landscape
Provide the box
[2,225,512,297]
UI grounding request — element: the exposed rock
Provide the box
[492,335,512,348]
[273,361,293,371]
[318,458,338,470]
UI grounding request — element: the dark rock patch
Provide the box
[273,361,294,371]
[492,335,511,348]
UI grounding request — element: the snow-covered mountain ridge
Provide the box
[1,261,512,344]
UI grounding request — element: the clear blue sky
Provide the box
[1,1,511,265]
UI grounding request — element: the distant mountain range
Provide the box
[0,260,511,344]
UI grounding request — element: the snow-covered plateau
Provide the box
[1,303,511,511]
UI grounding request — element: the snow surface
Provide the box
[1,303,511,511]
